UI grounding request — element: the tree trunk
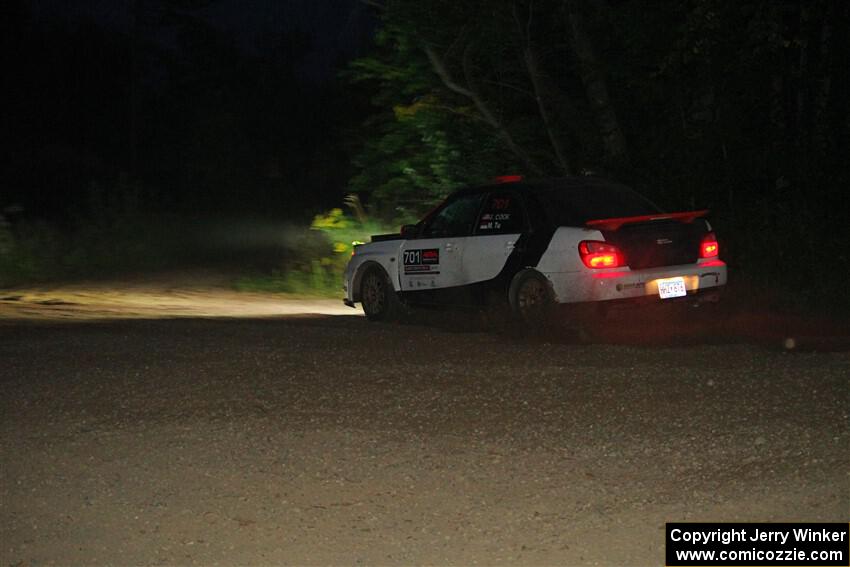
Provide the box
[524,45,573,175]
[514,0,573,175]
[563,0,628,168]
[423,44,543,175]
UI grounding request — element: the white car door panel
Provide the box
[398,238,467,291]
[461,234,520,284]
[462,190,527,285]
[399,192,485,295]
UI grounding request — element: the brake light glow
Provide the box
[494,175,523,184]
[700,232,719,258]
[579,240,624,269]
[591,271,628,279]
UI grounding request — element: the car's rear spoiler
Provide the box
[585,210,709,231]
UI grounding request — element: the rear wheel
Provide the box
[360,266,401,321]
[509,269,554,328]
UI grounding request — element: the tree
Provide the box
[350,0,850,305]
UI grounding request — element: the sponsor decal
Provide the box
[404,248,440,274]
[479,213,512,231]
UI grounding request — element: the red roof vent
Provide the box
[494,175,523,184]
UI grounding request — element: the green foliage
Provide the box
[0,214,198,287]
[1,183,200,286]
[0,221,56,285]
[233,264,340,297]
[347,0,850,313]
[349,105,497,222]
[346,15,521,222]
[0,183,394,300]
[234,208,394,297]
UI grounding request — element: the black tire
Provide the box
[360,266,401,322]
[509,269,554,328]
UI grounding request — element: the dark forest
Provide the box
[2,0,849,311]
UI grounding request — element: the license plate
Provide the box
[657,277,687,299]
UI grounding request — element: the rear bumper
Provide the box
[572,284,722,311]
[546,261,727,304]
[555,285,725,331]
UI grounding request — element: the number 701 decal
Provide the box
[402,248,440,275]
[403,248,439,267]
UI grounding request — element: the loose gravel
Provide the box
[1,313,848,565]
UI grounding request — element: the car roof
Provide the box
[452,176,635,198]
[443,176,661,227]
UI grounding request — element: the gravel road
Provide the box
[1,304,848,565]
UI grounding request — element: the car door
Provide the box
[398,192,485,301]
[462,190,527,286]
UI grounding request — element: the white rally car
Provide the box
[343,176,726,327]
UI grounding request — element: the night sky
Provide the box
[5,0,375,220]
[28,0,370,81]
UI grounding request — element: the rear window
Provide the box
[531,179,660,226]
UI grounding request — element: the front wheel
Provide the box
[360,266,401,321]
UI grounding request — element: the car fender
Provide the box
[347,240,405,301]
[536,227,604,274]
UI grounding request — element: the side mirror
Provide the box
[400,224,418,239]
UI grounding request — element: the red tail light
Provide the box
[579,240,624,269]
[700,232,719,258]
